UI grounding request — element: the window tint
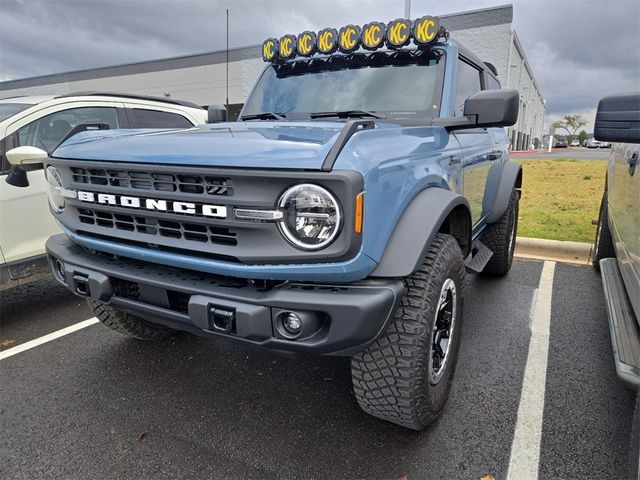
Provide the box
[454,60,482,116]
[16,107,119,152]
[130,109,192,128]
[486,75,501,91]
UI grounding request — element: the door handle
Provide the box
[629,151,638,176]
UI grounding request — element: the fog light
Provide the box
[54,258,66,282]
[282,312,302,335]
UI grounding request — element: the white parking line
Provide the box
[0,317,99,361]
[507,260,556,480]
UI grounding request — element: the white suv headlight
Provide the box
[45,166,65,213]
[278,184,342,250]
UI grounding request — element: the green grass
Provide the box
[515,159,607,243]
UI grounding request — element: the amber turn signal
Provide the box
[355,192,364,234]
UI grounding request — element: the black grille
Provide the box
[70,167,232,196]
[77,208,237,246]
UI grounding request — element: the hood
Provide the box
[52,121,350,170]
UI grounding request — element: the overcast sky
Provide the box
[1,0,639,130]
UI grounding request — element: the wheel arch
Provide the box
[483,161,522,224]
[370,188,472,278]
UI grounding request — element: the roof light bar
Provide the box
[262,16,444,62]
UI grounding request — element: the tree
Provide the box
[578,130,588,146]
[552,115,588,145]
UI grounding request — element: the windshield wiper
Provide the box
[309,110,386,120]
[241,112,287,121]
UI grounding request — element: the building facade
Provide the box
[443,6,546,150]
[0,5,544,149]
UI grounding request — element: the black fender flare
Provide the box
[482,161,522,224]
[370,188,472,278]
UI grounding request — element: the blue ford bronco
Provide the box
[13,17,522,429]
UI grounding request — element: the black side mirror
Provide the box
[594,93,640,144]
[207,104,228,123]
[6,165,29,187]
[464,89,519,128]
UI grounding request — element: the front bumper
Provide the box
[46,234,403,355]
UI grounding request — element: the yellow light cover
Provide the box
[262,38,278,62]
[361,22,385,50]
[386,18,411,48]
[413,16,439,45]
[317,27,338,54]
[297,31,317,57]
[338,24,361,53]
[279,34,297,59]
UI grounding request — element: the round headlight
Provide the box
[278,184,341,250]
[45,166,65,213]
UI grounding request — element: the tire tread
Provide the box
[351,234,465,430]
[480,189,519,276]
[89,301,172,341]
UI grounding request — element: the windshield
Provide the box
[0,103,32,122]
[242,49,444,121]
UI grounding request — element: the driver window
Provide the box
[16,107,120,152]
[454,60,482,117]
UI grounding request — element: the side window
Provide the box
[454,59,482,117]
[16,107,120,152]
[486,75,501,91]
[129,109,193,128]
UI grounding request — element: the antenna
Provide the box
[226,8,229,109]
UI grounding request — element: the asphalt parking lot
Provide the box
[1,258,637,479]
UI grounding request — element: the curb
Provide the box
[514,237,592,264]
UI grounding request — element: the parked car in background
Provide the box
[555,138,568,148]
[0,92,207,290]
[571,139,580,147]
[587,138,603,148]
[591,92,640,477]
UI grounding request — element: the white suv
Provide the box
[0,92,208,290]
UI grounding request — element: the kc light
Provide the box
[386,18,412,48]
[412,16,439,45]
[337,24,361,53]
[262,37,278,61]
[361,21,385,50]
[279,34,297,59]
[297,31,317,57]
[317,27,338,55]
[278,184,341,250]
[45,166,65,213]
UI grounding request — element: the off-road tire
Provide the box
[351,233,466,430]
[480,189,519,277]
[592,191,615,272]
[89,300,173,341]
